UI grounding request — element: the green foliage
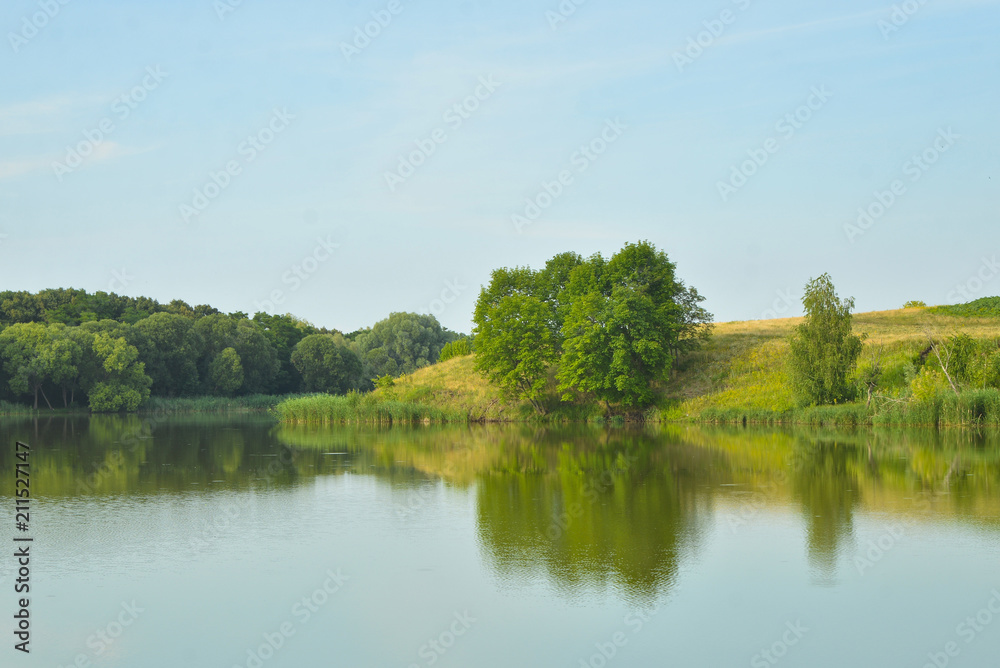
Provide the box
[903,300,927,309]
[0,289,473,412]
[134,313,202,396]
[788,274,864,406]
[274,392,465,424]
[290,334,365,394]
[558,242,712,409]
[474,293,557,413]
[910,367,947,403]
[929,297,1000,318]
[87,332,152,412]
[208,347,244,396]
[355,312,458,378]
[473,241,712,413]
[439,338,472,362]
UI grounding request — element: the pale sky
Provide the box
[1,0,997,333]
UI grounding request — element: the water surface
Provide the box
[1,416,998,667]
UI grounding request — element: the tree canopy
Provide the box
[473,241,712,412]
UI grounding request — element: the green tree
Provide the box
[558,241,712,410]
[208,347,244,396]
[87,332,152,412]
[788,274,864,406]
[355,313,456,378]
[291,334,364,394]
[134,313,203,396]
[473,293,557,413]
[0,323,65,409]
[253,313,318,393]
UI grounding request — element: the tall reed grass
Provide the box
[275,392,467,425]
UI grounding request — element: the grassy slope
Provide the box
[667,306,1000,418]
[375,354,526,421]
[382,307,1000,422]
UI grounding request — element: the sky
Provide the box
[0,0,997,334]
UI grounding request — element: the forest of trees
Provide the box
[0,288,460,411]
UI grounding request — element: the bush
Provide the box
[439,339,472,362]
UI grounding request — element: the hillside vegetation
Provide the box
[370,305,1000,425]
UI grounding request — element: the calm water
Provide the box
[1,416,999,667]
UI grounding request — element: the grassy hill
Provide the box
[666,306,1000,420]
[372,305,1000,424]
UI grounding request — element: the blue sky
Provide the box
[0,0,997,333]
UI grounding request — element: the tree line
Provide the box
[0,289,460,411]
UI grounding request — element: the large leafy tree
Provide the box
[208,347,244,396]
[291,334,364,394]
[253,313,318,393]
[558,242,711,409]
[134,313,203,396]
[86,332,152,412]
[788,273,864,405]
[355,313,456,378]
[473,293,557,413]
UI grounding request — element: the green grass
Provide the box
[0,400,43,416]
[663,305,1000,424]
[274,391,467,425]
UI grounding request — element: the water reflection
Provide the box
[2,417,999,599]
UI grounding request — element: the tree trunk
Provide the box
[33,386,38,410]
[39,386,54,411]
